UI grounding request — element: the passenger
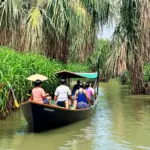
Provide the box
[85,82,95,101]
[89,81,97,99]
[30,79,51,104]
[72,80,80,99]
[73,82,90,109]
[54,78,72,109]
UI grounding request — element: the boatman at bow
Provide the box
[54,78,72,109]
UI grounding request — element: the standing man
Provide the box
[54,78,72,109]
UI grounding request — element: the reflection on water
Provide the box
[0,80,150,150]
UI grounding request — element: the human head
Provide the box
[79,82,84,88]
[60,78,66,84]
[85,82,89,88]
[77,80,80,84]
[34,79,42,87]
[88,81,92,87]
[89,82,92,87]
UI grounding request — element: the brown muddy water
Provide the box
[0,80,150,150]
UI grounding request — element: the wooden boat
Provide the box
[21,100,97,131]
[21,71,99,131]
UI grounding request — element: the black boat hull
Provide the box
[21,101,97,131]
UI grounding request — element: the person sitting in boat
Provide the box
[73,82,90,109]
[90,81,97,100]
[85,82,95,99]
[54,78,72,109]
[30,79,51,104]
[72,80,80,99]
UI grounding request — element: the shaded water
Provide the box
[0,80,150,150]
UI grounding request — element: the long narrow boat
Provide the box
[21,71,98,131]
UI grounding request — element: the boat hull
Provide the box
[21,101,97,131]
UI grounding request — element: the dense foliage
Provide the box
[0,47,63,114]
[0,47,91,116]
[0,0,111,62]
[107,0,150,94]
[88,39,110,79]
[120,64,150,88]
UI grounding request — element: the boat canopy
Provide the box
[56,70,98,79]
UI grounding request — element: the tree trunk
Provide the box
[130,56,144,94]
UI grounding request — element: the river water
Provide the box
[0,80,150,150]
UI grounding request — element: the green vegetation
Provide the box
[144,64,150,82]
[66,63,90,73]
[120,71,130,85]
[109,0,150,94]
[143,64,150,94]
[88,39,110,80]
[0,0,150,119]
[0,47,63,116]
[0,47,91,117]
[0,0,110,63]
[119,64,150,93]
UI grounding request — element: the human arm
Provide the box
[91,88,96,99]
[54,95,57,105]
[69,95,72,101]
[54,88,58,105]
[84,90,90,105]
[67,87,72,101]
[46,93,49,96]
[29,95,33,101]
[41,89,47,100]
[74,90,78,101]
[72,90,78,109]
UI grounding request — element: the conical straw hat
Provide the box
[27,74,48,81]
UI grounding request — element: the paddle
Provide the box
[10,88,19,108]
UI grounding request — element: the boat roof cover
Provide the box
[56,70,97,79]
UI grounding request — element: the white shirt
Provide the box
[54,85,71,101]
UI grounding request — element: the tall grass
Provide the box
[0,47,91,115]
[0,47,64,115]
